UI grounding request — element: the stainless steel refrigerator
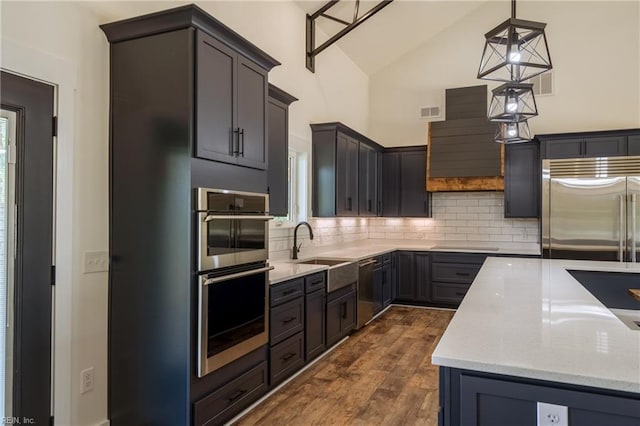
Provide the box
[542,156,640,261]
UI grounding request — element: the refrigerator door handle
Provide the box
[619,194,625,262]
[631,193,637,263]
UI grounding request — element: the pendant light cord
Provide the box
[511,0,516,19]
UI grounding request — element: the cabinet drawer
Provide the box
[432,263,482,284]
[305,272,326,294]
[431,252,487,264]
[193,361,267,426]
[270,297,304,345]
[270,278,304,307]
[269,331,304,386]
[432,282,470,304]
[327,282,356,302]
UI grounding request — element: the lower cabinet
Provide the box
[304,273,326,362]
[382,260,392,308]
[269,332,304,386]
[440,367,640,426]
[326,284,357,347]
[430,252,486,306]
[394,251,431,304]
[373,257,383,315]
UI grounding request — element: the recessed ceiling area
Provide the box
[297,0,488,75]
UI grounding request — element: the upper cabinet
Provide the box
[504,141,540,218]
[539,130,640,159]
[267,85,297,217]
[311,122,382,217]
[196,32,269,170]
[381,147,431,217]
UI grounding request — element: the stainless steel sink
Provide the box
[295,257,358,292]
[296,258,348,266]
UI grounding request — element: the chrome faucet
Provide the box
[292,221,314,260]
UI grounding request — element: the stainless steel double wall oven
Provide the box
[196,188,273,377]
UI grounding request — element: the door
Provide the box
[381,152,400,216]
[196,32,237,164]
[267,97,288,216]
[305,290,326,361]
[549,176,626,261]
[626,177,640,262]
[543,138,583,159]
[0,71,54,424]
[504,142,540,218]
[415,253,431,302]
[628,135,640,155]
[382,262,392,307]
[400,151,429,217]
[358,143,377,216]
[372,265,383,314]
[395,251,415,301]
[583,136,627,158]
[236,57,268,170]
[336,133,358,215]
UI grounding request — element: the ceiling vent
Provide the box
[529,71,553,96]
[420,106,441,120]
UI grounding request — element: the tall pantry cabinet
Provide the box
[100,5,279,425]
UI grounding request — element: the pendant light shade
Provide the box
[488,82,538,122]
[477,17,552,82]
[495,121,531,144]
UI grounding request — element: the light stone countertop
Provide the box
[431,257,640,393]
[269,238,540,284]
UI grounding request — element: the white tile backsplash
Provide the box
[269,193,540,260]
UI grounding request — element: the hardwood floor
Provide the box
[234,306,455,426]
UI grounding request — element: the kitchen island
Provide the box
[432,257,640,425]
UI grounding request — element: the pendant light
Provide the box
[488,82,538,122]
[477,0,552,83]
[495,121,532,144]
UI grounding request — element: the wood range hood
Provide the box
[426,85,504,192]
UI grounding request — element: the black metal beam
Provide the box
[306,0,394,72]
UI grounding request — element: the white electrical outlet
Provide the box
[537,402,568,426]
[81,367,95,394]
[84,251,109,273]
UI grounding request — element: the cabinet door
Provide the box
[395,251,416,301]
[415,252,431,302]
[628,134,640,155]
[341,291,357,335]
[196,32,237,164]
[584,136,627,158]
[504,142,540,218]
[236,57,268,170]
[381,152,400,216]
[267,98,288,216]
[305,290,326,362]
[358,143,378,216]
[543,138,583,159]
[382,262,392,307]
[400,151,430,217]
[336,133,358,215]
[373,265,383,315]
[326,299,342,347]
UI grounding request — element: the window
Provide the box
[273,148,308,227]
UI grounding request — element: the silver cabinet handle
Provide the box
[619,194,625,262]
[204,215,274,222]
[632,193,637,262]
[202,265,274,286]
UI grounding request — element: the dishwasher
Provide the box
[357,257,377,329]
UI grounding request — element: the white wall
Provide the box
[370,1,640,147]
[0,1,369,425]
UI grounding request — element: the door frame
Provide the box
[2,38,77,425]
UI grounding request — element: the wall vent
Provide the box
[528,71,553,96]
[420,105,441,119]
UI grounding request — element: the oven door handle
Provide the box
[203,215,274,222]
[202,265,275,286]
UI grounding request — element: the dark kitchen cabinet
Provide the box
[311,122,383,217]
[381,147,431,217]
[440,367,640,426]
[267,84,297,216]
[336,133,359,215]
[304,273,326,362]
[628,135,640,155]
[504,141,540,218]
[540,131,640,159]
[394,251,431,303]
[101,5,280,425]
[359,142,378,216]
[430,252,486,307]
[326,284,357,347]
[382,257,393,308]
[373,258,383,315]
[196,32,269,170]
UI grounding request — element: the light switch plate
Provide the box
[537,402,568,426]
[84,251,109,273]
